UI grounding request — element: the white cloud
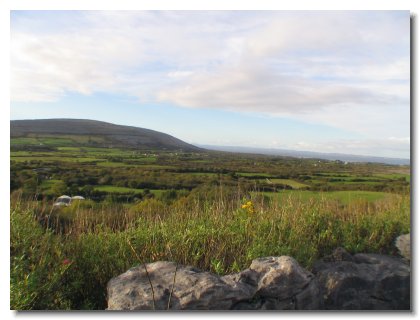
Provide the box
[11,11,250,102]
[11,11,410,142]
[158,64,407,112]
[289,137,410,159]
[167,71,194,78]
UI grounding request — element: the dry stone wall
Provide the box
[107,236,410,310]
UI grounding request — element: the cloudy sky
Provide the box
[10,10,410,158]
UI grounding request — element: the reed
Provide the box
[10,188,410,309]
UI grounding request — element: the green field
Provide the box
[10,134,411,310]
[38,180,63,193]
[11,189,410,309]
[263,178,309,189]
[11,156,105,163]
[56,147,83,152]
[189,172,220,177]
[373,173,411,182]
[11,137,410,200]
[93,185,164,196]
[237,172,273,178]
[95,162,137,168]
[93,185,144,193]
[261,190,391,204]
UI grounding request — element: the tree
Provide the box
[51,181,68,196]
[22,177,38,195]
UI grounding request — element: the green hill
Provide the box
[10,119,201,151]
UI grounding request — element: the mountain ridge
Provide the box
[10,119,410,165]
[10,119,201,152]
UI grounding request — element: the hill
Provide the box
[10,119,201,151]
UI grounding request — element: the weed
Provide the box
[10,188,410,310]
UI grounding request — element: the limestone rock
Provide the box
[107,256,321,310]
[249,256,313,299]
[395,233,410,260]
[247,256,322,309]
[107,249,409,310]
[313,249,410,310]
[107,261,253,310]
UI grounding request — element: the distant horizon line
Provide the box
[10,118,410,163]
[196,144,410,162]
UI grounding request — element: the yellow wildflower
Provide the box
[241,200,255,214]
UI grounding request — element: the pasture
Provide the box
[10,134,411,310]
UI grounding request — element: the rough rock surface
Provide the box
[107,248,410,310]
[107,261,252,310]
[107,256,320,310]
[226,256,321,310]
[395,233,410,260]
[312,248,410,310]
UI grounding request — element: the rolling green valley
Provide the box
[10,9,411,311]
[10,119,410,310]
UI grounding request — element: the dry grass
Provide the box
[10,188,410,309]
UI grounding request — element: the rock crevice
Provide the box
[107,246,410,310]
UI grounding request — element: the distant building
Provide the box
[53,195,85,206]
[53,195,72,206]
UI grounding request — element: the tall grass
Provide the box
[10,188,410,309]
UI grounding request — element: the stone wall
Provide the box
[107,237,410,310]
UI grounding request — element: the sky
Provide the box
[10,10,411,159]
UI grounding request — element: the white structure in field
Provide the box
[53,195,85,206]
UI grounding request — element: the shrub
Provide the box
[10,206,72,309]
[130,198,166,219]
[10,190,410,310]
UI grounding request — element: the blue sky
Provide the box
[10,10,410,158]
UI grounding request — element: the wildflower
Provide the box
[241,200,255,215]
[62,259,72,265]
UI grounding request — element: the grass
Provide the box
[261,190,392,205]
[308,173,411,185]
[96,162,137,168]
[95,163,174,169]
[263,178,309,189]
[9,137,411,310]
[10,153,106,163]
[39,180,64,194]
[10,151,37,156]
[189,172,220,177]
[93,185,144,193]
[11,156,105,163]
[127,157,157,163]
[374,173,411,182]
[93,185,164,196]
[11,135,107,147]
[10,188,410,310]
[237,172,273,178]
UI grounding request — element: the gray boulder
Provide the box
[313,248,410,310]
[107,256,320,310]
[107,249,410,310]
[226,256,321,310]
[395,233,410,260]
[107,261,252,310]
[247,256,321,309]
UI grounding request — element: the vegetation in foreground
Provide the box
[10,188,410,310]
[10,135,411,310]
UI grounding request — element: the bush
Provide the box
[10,190,410,310]
[10,207,72,309]
[130,198,166,219]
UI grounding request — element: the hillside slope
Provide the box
[11,119,201,151]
